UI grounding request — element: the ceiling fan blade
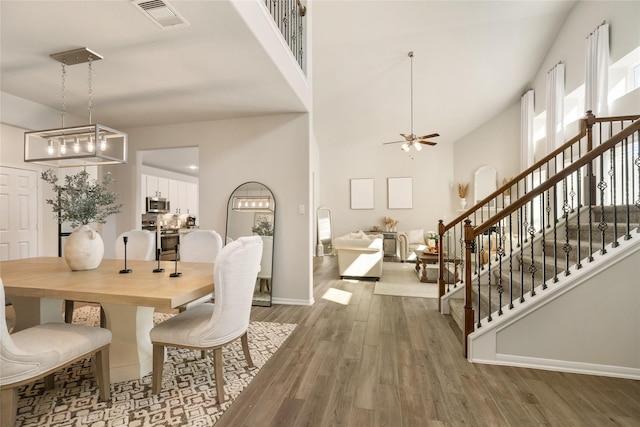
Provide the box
[418,140,438,146]
[399,133,412,140]
[382,140,404,145]
[418,133,440,139]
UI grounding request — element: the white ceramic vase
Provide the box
[459,198,467,210]
[64,225,104,271]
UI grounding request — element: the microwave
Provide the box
[146,197,170,213]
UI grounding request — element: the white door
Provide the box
[0,166,39,260]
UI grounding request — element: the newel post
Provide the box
[584,110,597,205]
[437,219,445,311]
[463,219,474,358]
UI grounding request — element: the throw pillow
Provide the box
[408,229,425,245]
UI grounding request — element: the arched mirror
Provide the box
[226,182,275,307]
[474,165,497,204]
[316,207,333,256]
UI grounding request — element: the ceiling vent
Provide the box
[132,0,190,30]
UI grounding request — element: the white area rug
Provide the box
[374,262,438,298]
[14,306,296,427]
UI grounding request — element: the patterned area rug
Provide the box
[374,262,438,298]
[15,306,296,427]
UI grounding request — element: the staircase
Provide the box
[445,205,640,331]
[435,112,640,376]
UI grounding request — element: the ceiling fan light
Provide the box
[401,142,410,152]
[414,142,422,151]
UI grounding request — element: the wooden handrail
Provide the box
[437,112,640,357]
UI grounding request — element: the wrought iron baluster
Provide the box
[486,230,492,322]
[611,141,619,248]
[597,148,608,255]
[508,212,514,310]
[528,200,537,298]
[519,205,525,303]
[540,187,547,286]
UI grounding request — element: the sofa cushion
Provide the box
[407,229,425,245]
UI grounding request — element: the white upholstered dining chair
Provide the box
[114,229,156,261]
[149,236,263,404]
[0,279,112,427]
[64,229,156,325]
[177,230,223,312]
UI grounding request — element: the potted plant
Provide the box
[41,169,122,270]
[251,217,274,236]
[457,182,469,210]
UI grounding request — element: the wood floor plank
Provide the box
[211,258,640,427]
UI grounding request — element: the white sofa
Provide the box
[397,229,436,262]
[333,231,383,280]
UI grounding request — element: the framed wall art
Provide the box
[350,178,374,209]
[387,177,412,209]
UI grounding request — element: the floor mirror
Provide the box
[226,182,275,307]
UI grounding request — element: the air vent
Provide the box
[132,0,189,30]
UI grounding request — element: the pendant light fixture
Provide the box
[24,47,128,168]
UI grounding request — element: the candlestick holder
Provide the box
[153,248,164,273]
[119,235,132,273]
[169,244,182,277]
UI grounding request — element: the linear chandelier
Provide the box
[24,47,127,168]
[231,196,274,212]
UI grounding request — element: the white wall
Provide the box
[452,1,640,211]
[319,137,455,241]
[453,103,520,209]
[114,113,313,305]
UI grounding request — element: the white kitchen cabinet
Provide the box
[186,182,198,216]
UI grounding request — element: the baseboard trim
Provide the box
[272,296,314,306]
[472,353,640,381]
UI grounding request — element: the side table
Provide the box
[366,231,397,259]
[413,250,461,283]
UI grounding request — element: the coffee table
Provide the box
[413,250,461,283]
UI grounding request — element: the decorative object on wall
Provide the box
[350,178,374,209]
[474,165,497,205]
[387,177,412,209]
[502,177,512,205]
[24,47,128,167]
[382,51,440,154]
[457,182,469,210]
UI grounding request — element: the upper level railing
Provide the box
[263,0,307,73]
[437,112,640,356]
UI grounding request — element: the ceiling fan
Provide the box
[383,51,439,153]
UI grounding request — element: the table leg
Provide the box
[101,303,155,383]
[9,297,64,332]
[420,260,428,282]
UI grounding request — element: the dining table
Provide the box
[0,257,214,382]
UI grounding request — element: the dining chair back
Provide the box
[114,229,156,261]
[0,279,112,427]
[177,230,223,311]
[180,230,223,263]
[149,235,263,403]
[257,235,273,292]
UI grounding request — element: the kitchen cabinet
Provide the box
[142,174,197,216]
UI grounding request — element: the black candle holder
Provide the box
[119,235,132,273]
[153,248,164,273]
[170,244,182,277]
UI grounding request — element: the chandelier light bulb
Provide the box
[73,136,81,153]
[99,135,107,151]
[60,141,67,155]
[87,135,95,152]
[47,140,55,156]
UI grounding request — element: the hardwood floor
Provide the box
[217,256,640,427]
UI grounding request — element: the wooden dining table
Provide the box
[0,257,214,382]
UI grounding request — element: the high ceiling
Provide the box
[1,0,577,170]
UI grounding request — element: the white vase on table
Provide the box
[64,225,104,271]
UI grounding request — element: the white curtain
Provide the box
[520,90,534,171]
[585,22,609,116]
[546,63,565,155]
